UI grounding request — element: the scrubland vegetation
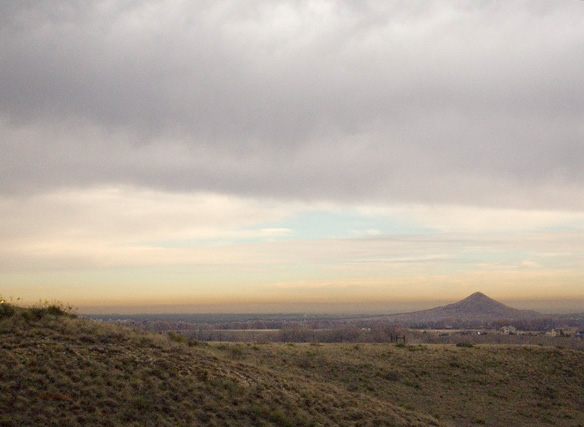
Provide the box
[1,300,584,426]
[218,341,584,426]
[0,302,439,426]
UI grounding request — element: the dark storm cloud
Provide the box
[1,0,583,208]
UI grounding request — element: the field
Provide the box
[1,305,584,426]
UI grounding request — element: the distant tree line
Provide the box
[402,317,560,331]
[163,324,405,343]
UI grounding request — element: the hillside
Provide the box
[227,341,584,426]
[2,303,583,426]
[0,304,439,426]
[382,292,543,326]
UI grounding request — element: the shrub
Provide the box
[229,346,244,358]
[167,331,188,344]
[384,370,401,381]
[403,380,421,389]
[6,297,77,322]
[456,342,474,348]
[45,304,67,316]
[0,303,16,319]
[269,408,294,426]
[297,356,313,369]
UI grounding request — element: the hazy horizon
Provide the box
[76,296,584,316]
[1,1,583,311]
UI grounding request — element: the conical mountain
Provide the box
[429,292,540,319]
[386,292,542,325]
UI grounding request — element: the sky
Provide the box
[1,0,583,314]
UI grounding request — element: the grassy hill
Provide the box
[223,341,584,426]
[2,303,584,426]
[0,304,439,426]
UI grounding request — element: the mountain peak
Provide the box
[460,292,496,304]
[464,291,489,300]
[385,291,543,325]
[447,292,508,313]
[437,292,541,320]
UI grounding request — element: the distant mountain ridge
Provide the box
[384,292,543,325]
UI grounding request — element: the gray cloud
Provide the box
[1,0,583,209]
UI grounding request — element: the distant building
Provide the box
[501,326,517,335]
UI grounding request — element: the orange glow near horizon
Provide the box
[1,189,583,315]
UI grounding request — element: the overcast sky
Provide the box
[1,1,583,313]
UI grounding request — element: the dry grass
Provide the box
[2,303,583,426]
[0,305,440,426]
[221,341,584,426]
